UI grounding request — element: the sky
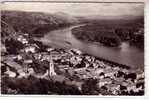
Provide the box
[2,2,144,18]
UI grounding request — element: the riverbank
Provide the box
[35,37,131,70]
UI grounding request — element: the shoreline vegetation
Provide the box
[1,10,144,95]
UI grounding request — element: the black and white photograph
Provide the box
[1,0,144,95]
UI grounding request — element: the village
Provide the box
[1,32,144,95]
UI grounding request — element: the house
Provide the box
[13,55,23,61]
[70,56,80,65]
[98,78,112,87]
[1,44,7,54]
[4,59,22,70]
[24,44,39,53]
[24,46,36,53]
[104,69,115,78]
[46,48,55,52]
[105,84,120,94]
[28,68,35,75]
[69,48,82,55]
[126,85,136,93]
[34,53,42,60]
[24,59,33,64]
[94,68,104,74]
[22,38,28,44]
[136,72,144,79]
[4,67,16,78]
[17,35,28,44]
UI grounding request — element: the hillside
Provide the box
[1,10,79,37]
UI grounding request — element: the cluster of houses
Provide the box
[54,49,144,95]
[1,33,144,95]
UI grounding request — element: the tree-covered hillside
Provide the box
[1,10,79,37]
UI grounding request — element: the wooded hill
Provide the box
[1,10,79,37]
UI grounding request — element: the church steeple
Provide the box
[48,55,56,76]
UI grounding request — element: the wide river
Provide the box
[39,24,144,70]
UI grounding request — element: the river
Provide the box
[38,24,144,70]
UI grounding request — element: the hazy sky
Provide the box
[2,2,144,17]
